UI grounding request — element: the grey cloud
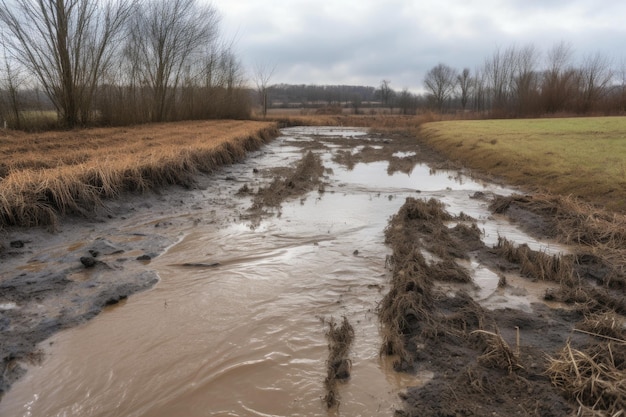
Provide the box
[212,0,626,90]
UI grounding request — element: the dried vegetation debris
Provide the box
[322,316,355,409]
[243,151,326,213]
[379,191,626,416]
[379,197,486,370]
[379,196,622,416]
[547,340,626,416]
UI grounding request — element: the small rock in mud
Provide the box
[80,256,97,268]
[470,191,486,199]
[10,240,25,249]
[104,294,128,306]
[136,254,152,261]
[236,184,251,195]
[353,250,359,256]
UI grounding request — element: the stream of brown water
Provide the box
[1,127,568,416]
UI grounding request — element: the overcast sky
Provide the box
[209,0,626,92]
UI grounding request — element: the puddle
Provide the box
[392,151,417,158]
[0,126,572,417]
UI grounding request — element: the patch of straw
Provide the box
[547,340,626,416]
[472,328,523,374]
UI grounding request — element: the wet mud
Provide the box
[379,193,625,415]
[1,126,624,416]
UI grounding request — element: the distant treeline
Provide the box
[268,84,378,107]
[422,42,626,117]
[268,42,626,117]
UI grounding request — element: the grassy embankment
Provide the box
[419,117,626,213]
[0,120,278,229]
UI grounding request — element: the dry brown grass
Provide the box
[323,316,355,409]
[0,120,278,228]
[472,328,522,374]
[491,194,626,249]
[577,312,626,342]
[250,151,325,211]
[494,236,575,283]
[547,312,626,415]
[547,340,626,416]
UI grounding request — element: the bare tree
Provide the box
[397,87,416,115]
[511,44,540,115]
[0,49,24,129]
[424,63,458,112]
[483,46,516,113]
[253,62,276,118]
[378,79,394,112]
[470,67,487,113]
[576,52,613,113]
[0,0,135,127]
[618,58,626,112]
[541,41,575,113]
[127,0,220,122]
[456,68,472,111]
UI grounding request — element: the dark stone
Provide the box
[332,359,351,379]
[80,256,96,268]
[9,241,24,249]
[136,254,151,261]
[104,294,128,306]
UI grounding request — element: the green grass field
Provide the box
[419,117,626,212]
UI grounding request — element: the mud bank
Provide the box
[381,195,626,416]
[0,127,279,399]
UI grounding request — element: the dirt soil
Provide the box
[1,127,625,415]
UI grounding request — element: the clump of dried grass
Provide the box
[323,316,355,409]
[547,340,626,415]
[495,236,574,283]
[250,151,324,210]
[472,328,522,374]
[430,259,472,283]
[397,197,453,222]
[0,121,278,228]
[577,311,626,342]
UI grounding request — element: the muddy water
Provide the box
[1,127,567,416]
